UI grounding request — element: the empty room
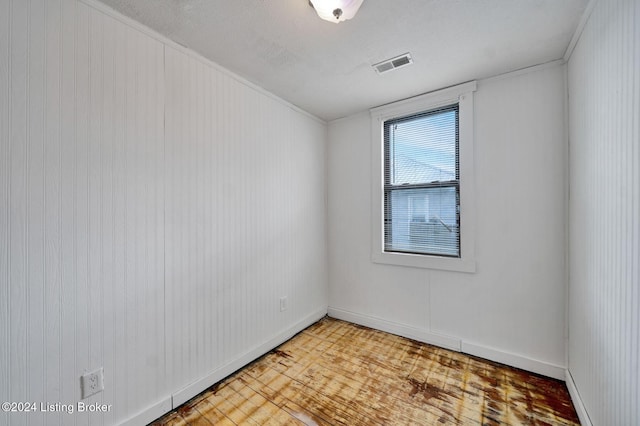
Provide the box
[0,0,638,425]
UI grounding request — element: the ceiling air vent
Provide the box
[373,53,413,75]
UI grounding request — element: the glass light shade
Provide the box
[309,0,364,23]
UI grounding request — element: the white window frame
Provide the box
[370,81,477,272]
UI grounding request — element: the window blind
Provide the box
[383,104,460,257]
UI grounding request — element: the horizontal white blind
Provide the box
[383,105,460,257]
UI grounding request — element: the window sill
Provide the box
[371,250,476,273]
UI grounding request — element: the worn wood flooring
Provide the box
[151,317,579,425]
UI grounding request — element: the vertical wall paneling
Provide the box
[110,14,127,420]
[27,1,46,424]
[87,14,103,425]
[164,45,328,399]
[59,0,78,416]
[41,0,59,424]
[0,0,328,423]
[567,0,640,424]
[74,3,90,421]
[9,2,29,424]
[100,11,114,426]
[0,1,10,424]
[0,2,170,424]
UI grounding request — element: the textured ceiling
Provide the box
[97,0,588,121]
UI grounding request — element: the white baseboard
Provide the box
[172,307,327,407]
[118,307,327,426]
[119,397,173,426]
[122,307,574,425]
[461,341,566,380]
[565,369,592,426]
[327,307,462,352]
[328,306,566,381]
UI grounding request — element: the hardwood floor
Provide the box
[151,317,580,425]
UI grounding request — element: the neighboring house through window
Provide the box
[370,82,476,272]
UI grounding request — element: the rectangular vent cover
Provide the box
[373,53,413,74]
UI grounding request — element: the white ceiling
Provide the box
[97,0,588,121]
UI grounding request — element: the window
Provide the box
[370,82,476,272]
[384,105,460,257]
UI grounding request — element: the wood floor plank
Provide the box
[192,399,237,425]
[151,318,580,425]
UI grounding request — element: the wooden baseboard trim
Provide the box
[565,369,593,426]
[328,306,566,380]
[461,341,566,380]
[327,307,462,352]
[119,397,173,426]
[119,307,328,426]
[172,307,328,407]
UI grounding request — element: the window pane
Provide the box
[386,108,457,186]
[384,187,460,257]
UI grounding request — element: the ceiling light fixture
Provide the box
[309,0,364,23]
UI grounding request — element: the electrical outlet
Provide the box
[81,367,104,399]
[280,296,287,312]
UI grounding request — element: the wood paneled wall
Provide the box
[0,1,328,425]
[567,0,640,424]
[163,45,328,403]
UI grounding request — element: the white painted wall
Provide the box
[328,63,568,378]
[0,1,327,425]
[566,0,640,424]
